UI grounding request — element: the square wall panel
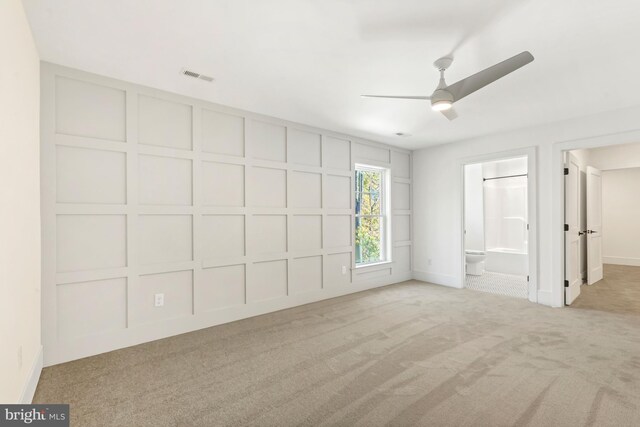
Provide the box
[290,215,322,252]
[291,256,322,294]
[56,145,126,204]
[354,142,390,163]
[290,171,321,208]
[393,182,411,210]
[394,245,411,273]
[288,129,321,167]
[250,215,287,255]
[323,136,350,171]
[55,77,126,141]
[393,215,411,242]
[324,252,351,288]
[138,215,192,265]
[201,264,245,311]
[324,215,351,248]
[139,155,192,206]
[249,167,286,208]
[202,109,244,157]
[57,278,127,340]
[325,175,351,209]
[202,215,245,259]
[57,215,126,272]
[131,270,193,325]
[248,260,287,302]
[392,151,411,179]
[249,120,286,162]
[138,95,192,150]
[202,161,244,207]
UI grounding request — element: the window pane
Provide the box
[359,193,381,215]
[363,170,381,193]
[355,216,382,264]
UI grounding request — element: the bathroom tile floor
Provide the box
[465,271,528,299]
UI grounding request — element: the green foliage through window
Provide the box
[355,167,385,265]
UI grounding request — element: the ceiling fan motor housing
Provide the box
[430,89,454,109]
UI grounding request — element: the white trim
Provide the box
[354,260,393,271]
[19,345,43,404]
[603,256,640,267]
[536,290,554,307]
[552,128,640,307]
[459,147,539,304]
[413,269,462,288]
[354,163,391,268]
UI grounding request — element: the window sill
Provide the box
[354,260,393,272]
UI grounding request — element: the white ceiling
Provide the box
[22,0,640,149]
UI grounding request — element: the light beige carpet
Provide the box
[34,269,640,426]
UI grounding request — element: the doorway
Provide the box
[563,142,640,306]
[462,155,535,300]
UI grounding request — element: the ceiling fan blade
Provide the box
[440,107,458,121]
[446,51,534,102]
[361,95,430,100]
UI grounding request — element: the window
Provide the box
[355,165,388,266]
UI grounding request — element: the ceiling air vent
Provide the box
[181,68,215,82]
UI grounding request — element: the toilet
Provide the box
[465,250,486,275]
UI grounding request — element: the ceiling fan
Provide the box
[362,51,534,120]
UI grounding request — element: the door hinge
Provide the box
[526,223,529,230]
[564,280,569,288]
[564,167,569,175]
[527,275,530,282]
[564,224,569,231]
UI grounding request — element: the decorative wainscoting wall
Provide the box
[40,63,413,366]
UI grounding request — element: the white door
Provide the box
[587,166,604,285]
[564,153,581,305]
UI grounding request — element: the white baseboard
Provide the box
[537,290,554,307]
[603,256,640,267]
[412,270,462,288]
[19,345,42,404]
[45,273,413,366]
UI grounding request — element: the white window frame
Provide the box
[354,164,390,267]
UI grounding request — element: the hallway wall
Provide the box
[0,0,42,403]
[602,167,640,266]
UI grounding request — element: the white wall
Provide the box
[463,164,484,251]
[40,63,413,366]
[0,0,42,403]
[602,167,640,266]
[588,143,640,266]
[413,104,640,307]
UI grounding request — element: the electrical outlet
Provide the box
[18,346,22,369]
[154,293,164,307]
[341,265,347,275]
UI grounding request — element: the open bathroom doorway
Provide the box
[462,150,538,302]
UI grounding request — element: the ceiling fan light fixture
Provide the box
[430,88,454,111]
[431,100,453,111]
